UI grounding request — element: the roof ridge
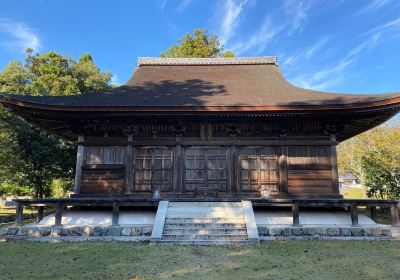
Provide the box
[137,56,277,66]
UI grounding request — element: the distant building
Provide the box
[339,173,362,189]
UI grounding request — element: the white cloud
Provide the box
[219,0,249,44]
[283,0,314,31]
[355,0,392,16]
[304,36,329,58]
[363,17,400,36]
[111,74,120,86]
[288,33,382,91]
[176,0,195,12]
[224,1,315,56]
[230,15,282,55]
[0,19,40,52]
[159,0,168,11]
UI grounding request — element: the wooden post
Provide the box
[125,135,134,194]
[54,203,63,226]
[330,135,340,194]
[279,146,288,193]
[74,135,85,194]
[292,202,300,226]
[350,205,359,226]
[37,206,44,222]
[230,145,237,193]
[112,202,119,226]
[391,204,399,227]
[173,145,182,193]
[15,203,23,226]
[370,206,377,221]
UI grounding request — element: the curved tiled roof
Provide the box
[0,56,399,109]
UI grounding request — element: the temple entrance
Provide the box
[183,147,228,195]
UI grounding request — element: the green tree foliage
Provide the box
[160,29,235,58]
[337,119,400,199]
[0,49,111,198]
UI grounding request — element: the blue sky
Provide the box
[0,0,399,94]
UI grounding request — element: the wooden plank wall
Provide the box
[80,164,126,194]
[286,146,333,195]
[80,147,126,194]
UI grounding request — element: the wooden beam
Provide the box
[15,203,23,226]
[330,135,340,194]
[350,205,359,226]
[112,202,120,226]
[391,204,399,227]
[54,203,63,226]
[292,202,300,226]
[74,135,85,194]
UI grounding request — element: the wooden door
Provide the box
[134,147,173,191]
[184,147,228,193]
[239,147,278,192]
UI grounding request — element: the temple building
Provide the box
[1,57,400,201]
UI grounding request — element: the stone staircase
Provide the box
[151,201,259,245]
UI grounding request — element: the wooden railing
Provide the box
[13,198,400,227]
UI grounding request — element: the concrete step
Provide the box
[163,228,248,235]
[165,218,245,224]
[161,233,248,241]
[164,223,246,229]
[168,202,243,208]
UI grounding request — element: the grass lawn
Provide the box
[0,241,399,280]
[343,188,367,199]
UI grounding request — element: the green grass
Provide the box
[0,241,399,280]
[343,188,367,199]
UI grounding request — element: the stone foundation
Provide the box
[1,224,399,241]
[258,225,400,238]
[0,225,152,238]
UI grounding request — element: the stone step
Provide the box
[153,240,259,245]
[165,218,245,224]
[164,223,246,229]
[166,214,243,219]
[168,202,243,208]
[163,228,248,235]
[161,233,248,241]
[167,207,243,216]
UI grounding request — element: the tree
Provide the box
[0,49,111,198]
[160,29,235,58]
[337,119,400,199]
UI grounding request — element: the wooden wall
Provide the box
[76,141,339,198]
[287,146,333,195]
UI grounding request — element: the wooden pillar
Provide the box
[15,203,23,226]
[330,135,340,194]
[173,144,183,193]
[74,135,85,194]
[112,202,120,226]
[350,205,359,226]
[279,146,288,193]
[292,202,300,226]
[37,206,44,222]
[391,204,400,227]
[370,206,377,221]
[125,135,134,194]
[54,203,63,226]
[230,145,237,193]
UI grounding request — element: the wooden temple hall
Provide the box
[1,57,400,235]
